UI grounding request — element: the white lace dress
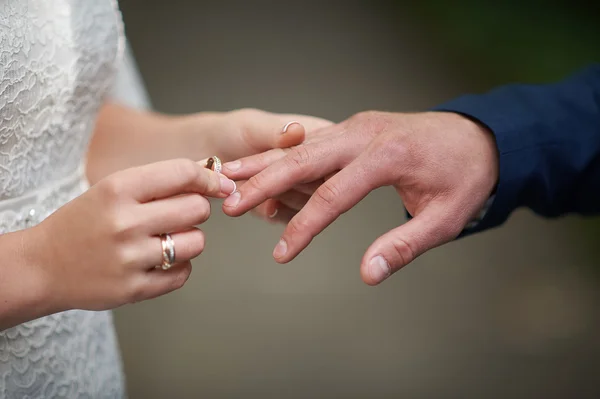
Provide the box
[0,1,127,397]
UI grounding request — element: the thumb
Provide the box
[248,113,333,150]
[277,121,306,148]
[247,119,306,151]
[360,201,464,285]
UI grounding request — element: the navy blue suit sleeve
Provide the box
[420,64,600,236]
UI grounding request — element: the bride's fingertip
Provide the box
[219,175,236,195]
[279,122,305,148]
[282,121,301,134]
[282,121,305,137]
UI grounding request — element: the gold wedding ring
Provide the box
[160,234,175,270]
[205,156,222,174]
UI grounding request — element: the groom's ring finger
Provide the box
[140,228,206,269]
[269,205,297,224]
[252,200,279,220]
[252,202,297,224]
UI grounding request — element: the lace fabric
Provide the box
[0,1,126,397]
[0,166,88,233]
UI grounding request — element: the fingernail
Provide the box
[282,121,299,134]
[219,175,236,195]
[268,208,279,218]
[224,191,241,207]
[273,239,287,258]
[224,160,241,172]
[369,255,391,283]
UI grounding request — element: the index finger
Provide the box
[222,141,343,216]
[222,148,289,181]
[222,120,343,181]
[117,159,233,202]
[272,154,379,263]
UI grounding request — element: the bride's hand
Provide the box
[29,159,235,313]
[87,105,331,184]
[210,108,332,162]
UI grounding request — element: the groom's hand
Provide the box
[221,111,498,285]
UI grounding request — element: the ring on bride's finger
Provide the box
[205,156,222,174]
[160,233,176,270]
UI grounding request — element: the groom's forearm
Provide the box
[86,102,219,183]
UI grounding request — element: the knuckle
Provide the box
[200,170,220,195]
[371,134,408,162]
[173,159,200,184]
[389,236,417,268]
[235,107,264,120]
[287,214,310,236]
[350,110,382,126]
[189,195,211,223]
[107,211,137,238]
[126,277,147,304]
[97,177,122,201]
[115,245,138,269]
[208,172,221,194]
[351,110,377,122]
[286,146,311,169]
[313,183,339,211]
[350,110,390,138]
[233,108,265,140]
[247,173,268,193]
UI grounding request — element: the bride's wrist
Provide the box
[173,111,225,160]
[22,225,66,314]
[0,227,58,330]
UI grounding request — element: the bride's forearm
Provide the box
[86,102,220,184]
